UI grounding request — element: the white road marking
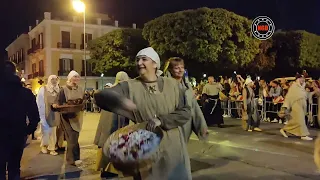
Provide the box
[189,137,299,158]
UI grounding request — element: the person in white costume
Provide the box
[36,75,61,155]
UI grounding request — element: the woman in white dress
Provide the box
[36,75,60,155]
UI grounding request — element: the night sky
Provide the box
[1,0,320,59]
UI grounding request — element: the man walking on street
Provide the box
[0,60,40,180]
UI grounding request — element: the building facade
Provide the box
[7,12,131,93]
[6,34,30,77]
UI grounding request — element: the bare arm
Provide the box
[237,75,245,83]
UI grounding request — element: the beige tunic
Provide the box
[202,83,223,96]
[127,78,191,180]
[43,86,60,127]
[60,86,84,132]
[96,77,192,180]
[181,81,207,142]
[282,82,309,136]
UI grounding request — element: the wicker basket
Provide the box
[55,104,84,113]
[103,122,163,175]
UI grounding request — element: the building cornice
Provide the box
[5,34,29,51]
[28,19,119,37]
[49,19,119,30]
[28,20,47,35]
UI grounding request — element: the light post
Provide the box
[101,73,104,89]
[72,0,87,90]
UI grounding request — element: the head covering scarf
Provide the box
[295,73,306,88]
[113,71,129,86]
[244,77,253,87]
[66,70,80,85]
[136,47,163,76]
[46,75,60,94]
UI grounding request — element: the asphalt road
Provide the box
[20,113,319,180]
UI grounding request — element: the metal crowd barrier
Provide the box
[308,98,318,126]
[85,102,101,112]
[220,97,318,123]
[220,99,264,119]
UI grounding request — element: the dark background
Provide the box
[1,0,319,61]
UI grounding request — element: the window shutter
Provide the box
[59,59,63,71]
[41,33,44,45]
[88,34,93,41]
[70,59,74,70]
[81,33,84,44]
[39,61,41,72]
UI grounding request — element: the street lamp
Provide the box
[101,73,104,89]
[72,0,87,90]
[203,73,207,78]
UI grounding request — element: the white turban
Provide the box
[67,70,80,81]
[136,47,163,76]
[244,77,253,86]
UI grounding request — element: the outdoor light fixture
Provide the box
[72,0,85,13]
[72,0,87,90]
[203,73,207,78]
[101,73,104,77]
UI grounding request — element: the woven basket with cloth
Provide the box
[103,122,163,175]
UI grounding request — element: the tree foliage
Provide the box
[143,7,260,66]
[88,28,149,74]
[272,31,320,69]
[297,31,320,68]
[246,40,276,73]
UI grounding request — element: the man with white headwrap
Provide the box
[242,76,262,132]
[94,47,192,179]
[36,75,61,155]
[53,70,85,166]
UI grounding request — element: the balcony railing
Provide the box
[36,43,44,50]
[27,74,33,79]
[27,48,34,55]
[57,42,76,49]
[33,72,39,78]
[80,44,89,50]
[58,70,70,76]
[27,44,44,55]
[39,71,44,77]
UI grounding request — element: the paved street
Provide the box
[21,113,319,180]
